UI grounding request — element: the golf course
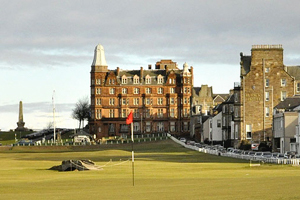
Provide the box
[0,139,299,200]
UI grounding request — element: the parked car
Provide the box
[254,152,263,160]
[261,152,272,158]
[180,138,186,143]
[284,151,296,159]
[16,139,34,146]
[295,154,300,159]
[271,153,279,159]
[277,153,288,159]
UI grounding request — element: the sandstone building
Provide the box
[89,44,193,139]
[235,45,300,147]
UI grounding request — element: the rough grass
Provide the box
[0,140,300,200]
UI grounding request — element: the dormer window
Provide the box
[157,75,163,84]
[133,75,140,84]
[122,75,127,84]
[109,79,115,85]
[145,75,151,84]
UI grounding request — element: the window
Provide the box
[146,122,151,132]
[146,88,151,94]
[145,109,151,118]
[234,92,238,102]
[158,88,163,94]
[183,108,188,117]
[96,79,101,85]
[235,124,238,139]
[170,108,175,117]
[265,91,269,101]
[170,88,175,94]
[170,98,175,105]
[297,83,300,93]
[184,87,187,94]
[184,98,187,104]
[91,79,95,85]
[158,109,163,118]
[109,98,115,105]
[217,119,221,128]
[91,88,94,95]
[96,109,102,119]
[109,88,115,94]
[122,98,127,105]
[145,98,151,105]
[134,109,139,118]
[96,98,101,105]
[223,116,226,126]
[157,98,163,105]
[170,121,175,132]
[96,88,101,95]
[183,122,188,131]
[222,105,226,113]
[265,79,269,87]
[158,76,163,84]
[133,76,140,84]
[109,79,115,85]
[265,107,270,117]
[234,107,239,117]
[122,109,126,118]
[109,109,114,118]
[157,122,164,131]
[122,88,127,94]
[134,88,139,94]
[265,67,270,73]
[246,124,252,139]
[133,122,140,131]
[281,79,286,87]
[133,98,139,105]
[122,77,127,84]
[281,91,287,101]
[145,76,151,84]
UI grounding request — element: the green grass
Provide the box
[0,131,33,145]
[0,140,300,200]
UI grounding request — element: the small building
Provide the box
[273,96,300,153]
[70,130,93,143]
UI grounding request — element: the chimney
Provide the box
[117,67,120,76]
[148,64,152,69]
[140,67,144,81]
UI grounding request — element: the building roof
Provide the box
[92,44,107,67]
[240,54,251,75]
[274,96,300,110]
[286,66,300,80]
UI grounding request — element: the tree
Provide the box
[72,97,90,129]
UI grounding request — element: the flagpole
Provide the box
[131,122,134,186]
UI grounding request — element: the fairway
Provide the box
[0,140,299,200]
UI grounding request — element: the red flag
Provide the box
[126,111,133,124]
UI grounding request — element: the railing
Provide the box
[168,134,300,166]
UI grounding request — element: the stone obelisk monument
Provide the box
[16,101,25,131]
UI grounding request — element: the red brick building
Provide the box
[89,44,193,139]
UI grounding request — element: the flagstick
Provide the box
[131,122,134,186]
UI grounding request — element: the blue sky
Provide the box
[1,0,300,131]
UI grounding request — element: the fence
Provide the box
[13,133,169,147]
[168,134,300,166]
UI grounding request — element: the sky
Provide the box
[1,0,300,131]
